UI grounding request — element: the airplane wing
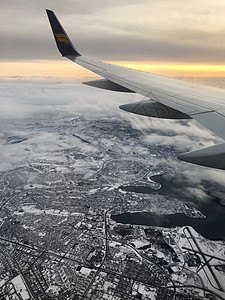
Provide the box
[46,9,225,170]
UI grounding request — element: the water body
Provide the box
[112,174,225,240]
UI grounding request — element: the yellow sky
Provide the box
[2,60,225,78]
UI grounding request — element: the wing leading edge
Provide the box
[46,9,225,170]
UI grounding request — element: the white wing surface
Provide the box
[46,9,225,170]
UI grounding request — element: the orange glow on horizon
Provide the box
[113,61,225,77]
[2,60,225,78]
[0,61,90,78]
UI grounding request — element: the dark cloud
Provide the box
[1,28,225,63]
[1,0,225,63]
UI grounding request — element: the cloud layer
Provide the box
[0,77,224,182]
[1,0,225,62]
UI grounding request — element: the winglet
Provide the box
[46,9,80,58]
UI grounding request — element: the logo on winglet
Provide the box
[55,34,69,44]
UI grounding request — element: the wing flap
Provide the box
[192,111,225,140]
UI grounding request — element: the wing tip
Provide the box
[46,9,81,58]
[46,9,54,16]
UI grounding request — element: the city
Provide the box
[0,113,225,299]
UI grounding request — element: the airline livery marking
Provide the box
[55,33,69,44]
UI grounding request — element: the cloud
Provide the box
[123,113,221,154]
[0,77,133,171]
[1,76,225,189]
[1,0,225,62]
[0,77,131,119]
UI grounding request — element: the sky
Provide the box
[1,0,225,77]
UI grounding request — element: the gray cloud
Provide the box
[1,0,225,63]
[1,31,224,63]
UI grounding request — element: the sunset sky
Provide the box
[1,0,225,77]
